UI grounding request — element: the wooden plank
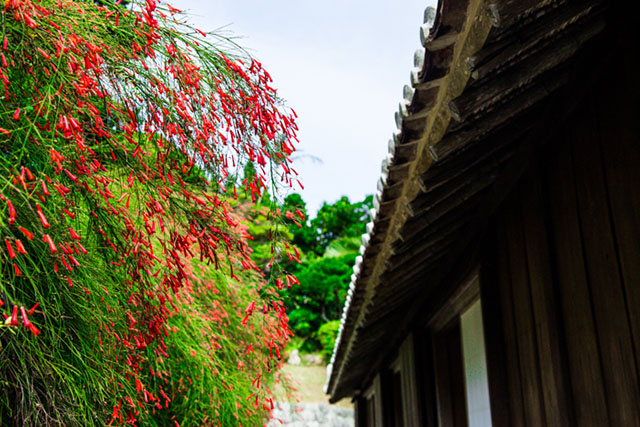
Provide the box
[487,0,555,28]
[470,0,603,81]
[545,135,609,426]
[479,230,513,427]
[380,368,398,427]
[355,397,367,427]
[495,217,526,427]
[434,73,566,159]
[503,196,546,426]
[568,104,640,426]
[366,397,376,427]
[450,16,605,122]
[519,172,573,425]
[446,324,468,427]
[409,138,515,220]
[392,370,404,426]
[399,335,421,427]
[595,52,640,382]
[432,323,469,427]
[413,329,438,427]
[428,272,479,332]
[373,374,384,427]
[433,332,456,427]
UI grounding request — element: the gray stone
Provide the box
[287,349,301,365]
[302,354,323,366]
[268,402,354,427]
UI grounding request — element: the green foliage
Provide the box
[0,0,298,424]
[241,203,295,274]
[310,195,373,255]
[278,194,372,353]
[284,253,356,347]
[282,193,317,256]
[288,308,318,337]
[135,264,289,427]
[317,320,341,362]
[323,236,361,258]
[243,193,372,356]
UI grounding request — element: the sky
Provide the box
[171,0,437,213]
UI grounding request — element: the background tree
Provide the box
[281,193,317,255]
[311,195,373,255]
[273,194,372,355]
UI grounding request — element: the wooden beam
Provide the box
[449,15,605,122]
[488,0,559,29]
[519,174,573,425]
[408,139,517,222]
[387,163,411,187]
[569,103,640,425]
[401,177,493,243]
[544,135,609,426]
[393,140,419,165]
[417,111,536,189]
[470,0,604,81]
[479,231,519,427]
[435,69,568,159]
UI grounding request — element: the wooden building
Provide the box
[325,0,640,426]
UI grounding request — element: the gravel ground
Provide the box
[269,362,354,426]
[268,402,354,427]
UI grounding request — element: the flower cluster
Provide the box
[0,0,299,424]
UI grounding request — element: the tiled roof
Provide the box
[326,0,608,402]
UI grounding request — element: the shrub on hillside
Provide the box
[317,320,340,362]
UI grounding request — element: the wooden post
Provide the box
[399,334,421,427]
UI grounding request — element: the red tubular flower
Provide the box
[20,306,32,328]
[13,264,21,276]
[36,203,50,228]
[37,48,51,60]
[7,200,16,224]
[27,303,39,315]
[5,239,16,259]
[64,169,78,182]
[28,323,40,336]
[68,254,80,267]
[18,226,34,240]
[69,227,81,240]
[10,305,18,326]
[15,239,26,254]
[43,234,57,253]
[127,313,138,326]
[41,179,50,196]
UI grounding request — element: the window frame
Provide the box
[426,271,493,427]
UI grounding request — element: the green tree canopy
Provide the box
[281,193,317,256]
[287,253,357,331]
[310,195,373,254]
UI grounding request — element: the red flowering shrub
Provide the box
[0,0,298,425]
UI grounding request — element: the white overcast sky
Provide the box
[171,0,437,213]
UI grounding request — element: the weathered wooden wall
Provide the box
[485,56,640,427]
